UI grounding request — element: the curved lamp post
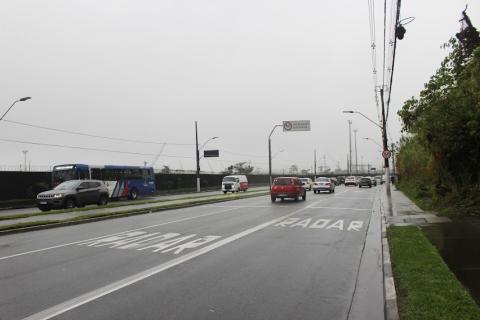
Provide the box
[0,97,31,121]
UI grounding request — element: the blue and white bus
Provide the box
[52,164,156,200]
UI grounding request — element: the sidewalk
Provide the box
[388,186,451,226]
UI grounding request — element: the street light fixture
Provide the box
[342,110,382,130]
[0,97,32,121]
[363,137,382,149]
[268,124,283,191]
[343,108,392,216]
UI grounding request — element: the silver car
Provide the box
[312,177,335,194]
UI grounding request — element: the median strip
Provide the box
[0,191,268,234]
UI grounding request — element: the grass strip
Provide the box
[0,191,269,232]
[0,190,268,221]
[388,226,480,320]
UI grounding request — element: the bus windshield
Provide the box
[52,168,77,185]
[223,177,237,182]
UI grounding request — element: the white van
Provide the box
[222,175,248,193]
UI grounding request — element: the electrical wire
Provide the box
[367,0,383,124]
[0,138,195,158]
[386,0,402,121]
[2,119,194,146]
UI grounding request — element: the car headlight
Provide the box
[53,193,64,198]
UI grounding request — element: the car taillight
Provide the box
[326,183,330,186]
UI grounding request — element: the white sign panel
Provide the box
[283,120,311,132]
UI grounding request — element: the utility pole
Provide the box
[323,154,326,172]
[380,88,393,215]
[22,150,28,172]
[348,120,352,174]
[354,129,358,174]
[195,121,200,192]
[314,149,317,179]
[391,143,396,184]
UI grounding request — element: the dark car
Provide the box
[36,180,109,211]
[358,177,372,188]
[271,177,306,202]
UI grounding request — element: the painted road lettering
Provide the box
[274,218,364,231]
[78,231,221,254]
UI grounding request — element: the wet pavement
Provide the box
[422,217,480,305]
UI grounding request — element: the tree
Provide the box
[223,162,254,175]
[160,165,171,174]
[397,26,480,208]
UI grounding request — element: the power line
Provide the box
[386,0,402,121]
[367,0,382,124]
[2,119,194,146]
[0,138,194,158]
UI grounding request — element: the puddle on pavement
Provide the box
[422,217,480,305]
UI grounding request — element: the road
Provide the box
[0,186,384,320]
[0,186,268,217]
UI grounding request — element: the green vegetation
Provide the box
[388,226,480,320]
[0,191,269,232]
[396,22,480,216]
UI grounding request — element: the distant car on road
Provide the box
[299,178,313,190]
[358,177,372,188]
[271,177,306,202]
[222,175,248,193]
[313,177,335,193]
[36,180,109,211]
[345,176,357,186]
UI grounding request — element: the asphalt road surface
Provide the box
[0,185,384,320]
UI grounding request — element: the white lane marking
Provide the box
[21,207,308,320]
[205,205,272,208]
[329,197,375,200]
[274,218,364,232]
[0,207,240,261]
[307,206,371,211]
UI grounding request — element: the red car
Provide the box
[271,177,306,202]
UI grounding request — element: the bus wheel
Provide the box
[129,189,138,200]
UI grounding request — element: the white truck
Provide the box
[222,175,248,193]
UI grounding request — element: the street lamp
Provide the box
[272,149,285,158]
[363,137,382,149]
[268,124,283,191]
[342,110,382,130]
[343,108,392,215]
[195,121,218,192]
[0,97,31,121]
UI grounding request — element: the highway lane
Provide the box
[0,186,383,320]
[0,186,268,217]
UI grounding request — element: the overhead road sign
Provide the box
[204,150,219,158]
[283,120,311,132]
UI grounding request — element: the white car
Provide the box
[299,178,313,190]
[345,176,357,186]
[312,177,335,193]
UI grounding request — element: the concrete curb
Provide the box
[0,192,268,236]
[380,188,400,320]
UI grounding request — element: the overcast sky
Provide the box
[1,0,478,173]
